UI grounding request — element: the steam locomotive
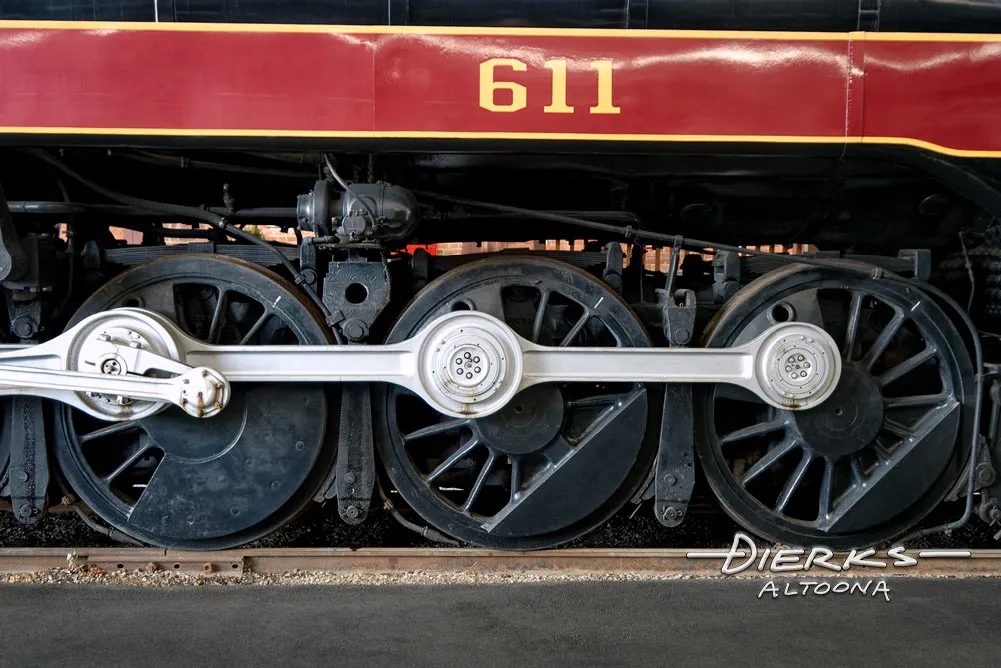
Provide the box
[0,0,998,551]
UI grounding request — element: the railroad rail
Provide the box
[1,548,1000,578]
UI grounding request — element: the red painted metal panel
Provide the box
[861,38,1001,155]
[0,28,376,131]
[373,34,850,138]
[0,23,1000,158]
[0,25,850,141]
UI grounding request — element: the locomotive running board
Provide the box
[0,308,842,421]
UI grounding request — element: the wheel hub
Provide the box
[434,336,503,401]
[419,312,523,417]
[474,385,565,456]
[757,328,838,407]
[794,366,884,458]
[68,311,183,420]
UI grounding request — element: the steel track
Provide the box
[1,547,999,577]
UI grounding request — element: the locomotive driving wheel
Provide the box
[696,263,975,548]
[53,255,336,549]
[375,257,658,549]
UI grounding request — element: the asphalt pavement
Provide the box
[0,578,997,667]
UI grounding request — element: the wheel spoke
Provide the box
[238,310,272,345]
[403,418,471,442]
[884,393,948,409]
[101,440,155,485]
[509,456,522,504]
[566,393,628,409]
[774,449,812,513]
[882,419,914,439]
[849,455,865,485]
[720,416,788,445]
[530,290,551,343]
[741,435,799,484]
[463,450,497,512]
[425,436,480,484]
[843,290,864,361]
[559,311,591,347]
[78,421,141,444]
[817,457,835,522]
[872,439,894,462]
[861,309,905,370]
[877,345,937,387]
[207,289,229,344]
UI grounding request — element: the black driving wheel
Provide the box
[696,264,975,548]
[53,255,336,549]
[375,257,658,549]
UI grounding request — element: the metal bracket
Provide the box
[0,185,28,282]
[654,385,695,527]
[657,288,697,347]
[980,380,1001,512]
[898,249,932,282]
[5,396,47,525]
[1,233,54,293]
[322,256,391,342]
[298,236,319,292]
[712,250,742,303]
[333,385,375,525]
[602,242,623,292]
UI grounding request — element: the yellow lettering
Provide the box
[543,59,575,114]
[589,60,621,115]
[479,58,528,112]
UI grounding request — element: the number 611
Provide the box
[478,58,621,115]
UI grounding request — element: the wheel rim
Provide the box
[54,255,336,549]
[375,257,657,549]
[696,264,975,548]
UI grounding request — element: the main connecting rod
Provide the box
[0,308,842,421]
